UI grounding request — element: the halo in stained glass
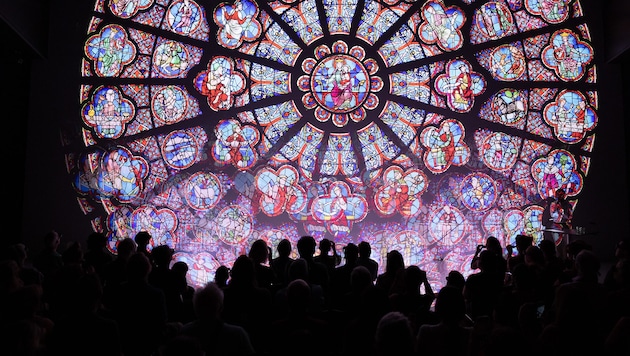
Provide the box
[72,0,599,289]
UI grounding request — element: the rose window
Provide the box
[71,0,599,288]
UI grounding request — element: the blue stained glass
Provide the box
[75,0,599,290]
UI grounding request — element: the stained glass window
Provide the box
[71,0,598,289]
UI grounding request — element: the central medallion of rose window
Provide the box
[298,41,383,127]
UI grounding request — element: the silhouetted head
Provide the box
[538,239,556,258]
[116,237,137,258]
[374,311,415,356]
[87,232,108,250]
[277,239,292,258]
[358,241,372,258]
[524,245,545,267]
[214,265,230,286]
[614,258,630,288]
[229,255,255,286]
[134,231,152,247]
[574,249,600,279]
[318,238,333,254]
[5,243,28,267]
[43,230,61,251]
[343,243,359,264]
[126,252,152,281]
[350,265,372,292]
[477,249,495,271]
[446,270,465,291]
[74,273,104,313]
[286,278,311,314]
[435,286,466,324]
[615,239,630,259]
[193,282,224,320]
[404,265,424,290]
[385,250,405,274]
[566,239,592,260]
[62,242,84,265]
[151,245,174,268]
[512,263,536,291]
[297,235,316,259]
[287,258,309,282]
[486,236,502,254]
[515,234,533,253]
[0,259,22,292]
[249,239,270,264]
[8,283,44,318]
[171,261,189,276]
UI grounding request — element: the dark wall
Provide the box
[602,0,630,64]
[571,0,630,261]
[6,1,630,259]
[0,0,48,58]
[0,2,45,248]
[13,0,95,252]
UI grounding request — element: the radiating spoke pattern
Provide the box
[71,0,598,288]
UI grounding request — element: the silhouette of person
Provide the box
[357,241,379,282]
[547,188,573,258]
[179,282,255,355]
[471,236,507,275]
[221,255,272,354]
[603,238,630,291]
[83,232,114,281]
[374,311,415,356]
[507,234,533,273]
[270,279,330,356]
[134,231,153,260]
[111,252,168,356]
[271,239,294,289]
[248,239,277,291]
[416,286,472,356]
[330,243,360,308]
[48,273,123,356]
[32,230,64,280]
[296,235,330,297]
[463,250,504,321]
[389,265,435,332]
[101,237,136,309]
[313,238,340,278]
[540,249,607,356]
[214,265,230,289]
[445,270,466,293]
[376,249,405,296]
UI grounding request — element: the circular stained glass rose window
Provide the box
[72,0,598,288]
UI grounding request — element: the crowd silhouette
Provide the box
[0,230,628,356]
